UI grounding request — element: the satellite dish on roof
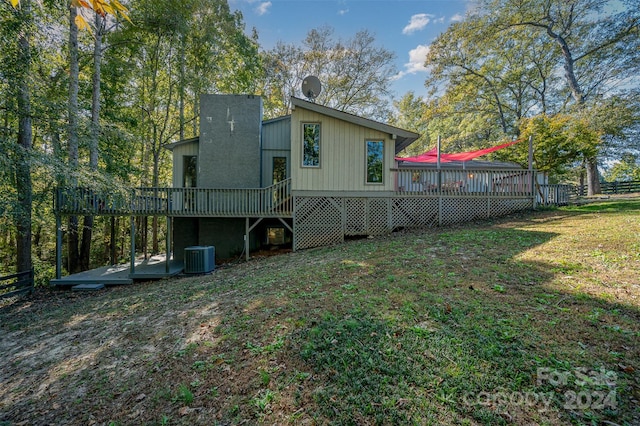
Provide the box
[301,76,322,101]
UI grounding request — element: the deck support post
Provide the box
[165,216,171,274]
[130,216,135,275]
[55,214,62,280]
[245,217,250,261]
[110,217,116,265]
[245,217,266,261]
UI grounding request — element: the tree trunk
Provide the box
[193,94,199,135]
[67,3,81,273]
[179,35,186,141]
[545,26,604,195]
[152,155,160,253]
[79,217,93,270]
[585,158,601,196]
[15,0,33,274]
[80,12,104,271]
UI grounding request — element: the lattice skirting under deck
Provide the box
[293,195,533,251]
[293,197,344,250]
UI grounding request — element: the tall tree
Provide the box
[67,2,81,273]
[14,0,33,273]
[483,0,640,194]
[111,0,261,253]
[390,92,430,156]
[79,11,105,270]
[3,0,130,275]
[261,26,397,120]
[425,17,560,149]
[605,153,640,182]
[422,0,639,189]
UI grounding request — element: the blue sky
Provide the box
[229,0,473,100]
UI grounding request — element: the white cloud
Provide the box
[255,1,271,16]
[450,13,464,22]
[392,44,431,80]
[402,13,435,35]
[338,9,349,16]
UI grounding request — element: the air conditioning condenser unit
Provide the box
[184,246,215,274]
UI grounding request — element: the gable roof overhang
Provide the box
[290,97,420,155]
[165,136,199,151]
[263,115,291,125]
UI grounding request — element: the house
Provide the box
[52,93,538,283]
[164,94,536,261]
[165,94,422,260]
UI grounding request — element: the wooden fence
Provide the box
[0,269,34,300]
[574,180,640,196]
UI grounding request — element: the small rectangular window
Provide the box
[302,123,320,167]
[366,140,384,184]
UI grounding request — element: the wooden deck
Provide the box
[54,178,293,217]
[53,171,542,218]
[50,255,184,287]
[394,168,535,196]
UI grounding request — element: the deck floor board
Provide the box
[50,255,183,286]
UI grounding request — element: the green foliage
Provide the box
[604,153,640,182]
[0,0,262,273]
[173,383,194,405]
[391,92,430,156]
[419,0,639,185]
[512,113,598,176]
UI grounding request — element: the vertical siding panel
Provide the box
[291,106,394,192]
[348,122,355,189]
[326,113,333,191]
[318,112,325,191]
[262,117,291,186]
[349,125,357,190]
[330,117,340,190]
[347,124,355,190]
[343,121,350,188]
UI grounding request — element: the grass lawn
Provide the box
[1,199,639,425]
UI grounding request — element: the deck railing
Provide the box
[55,178,292,217]
[0,269,34,300]
[537,184,572,206]
[55,169,541,217]
[395,168,535,197]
